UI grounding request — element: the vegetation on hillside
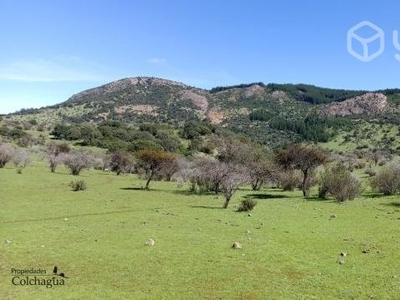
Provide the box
[2,78,400,298]
[3,77,400,153]
[266,83,366,104]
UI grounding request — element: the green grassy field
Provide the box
[1,162,400,299]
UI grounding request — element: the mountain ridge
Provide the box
[4,76,400,151]
[55,76,398,123]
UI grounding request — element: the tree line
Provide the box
[2,119,400,208]
[249,112,351,143]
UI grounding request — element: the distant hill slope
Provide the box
[4,76,400,150]
[21,76,399,122]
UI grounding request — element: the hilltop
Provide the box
[3,77,400,151]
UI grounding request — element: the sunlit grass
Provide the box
[1,162,400,299]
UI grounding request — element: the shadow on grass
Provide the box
[363,193,387,199]
[243,193,288,200]
[381,201,400,208]
[120,187,146,191]
[171,190,217,197]
[305,196,334,202]
[190,205,223,210]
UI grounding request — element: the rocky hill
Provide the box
[4,77,400,149]
[50,77,397,124]
[318,93,388,117]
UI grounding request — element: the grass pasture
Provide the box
[1,162,400,299]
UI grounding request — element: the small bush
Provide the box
[378,160,387,166]
[364,168,376,177]
[63,151,93,175]
[353,159,366,169]
[69,180,87,191]
[278,170,301,191]
[237,199,257,212]
[0,143,15,168]
[371,163,400,195]
[319,164,361,202]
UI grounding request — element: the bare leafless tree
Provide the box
[63,151,94,175]
[219,163,248,209]
[0,143,15,168]
[216,138,256,165]
[247,160,278,190]
[158,157,181,181]
[185,157,223,194]
[110,151,134,175]
[277,169,302,191]
[185,157,248,208]
[45,142,70,173]
[93,154,110,171]
[12,148,30,173]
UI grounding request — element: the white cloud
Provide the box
[0,57,106,82]
[147,57,167,65]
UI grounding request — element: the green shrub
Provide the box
[371,163,400,195]
[69,180,87,191]
[364,168,376,177]
[237,199,257,212]
[319,164,361,202]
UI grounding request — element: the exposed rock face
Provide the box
[318,93,388,117]
[269,90,289,103]
[242,84,265,98]
[180,90,209,113]
[207,110,224,124]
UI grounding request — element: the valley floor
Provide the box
[1,163,400,299]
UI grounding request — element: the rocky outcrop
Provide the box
[180,90,209,113]
[242,84,265,98]
[318,93,388,117]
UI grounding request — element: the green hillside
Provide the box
[2,77,400,153]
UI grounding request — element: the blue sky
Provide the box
[1,0,400,114]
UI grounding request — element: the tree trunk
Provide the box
[302,169,309,197]
[145,177,152,190]
[214,182,220,194]
[144,170,155,190]
[255,179,263,190]
[189,181,196,192]
[222,196,231,209]
[252,179,261,190]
